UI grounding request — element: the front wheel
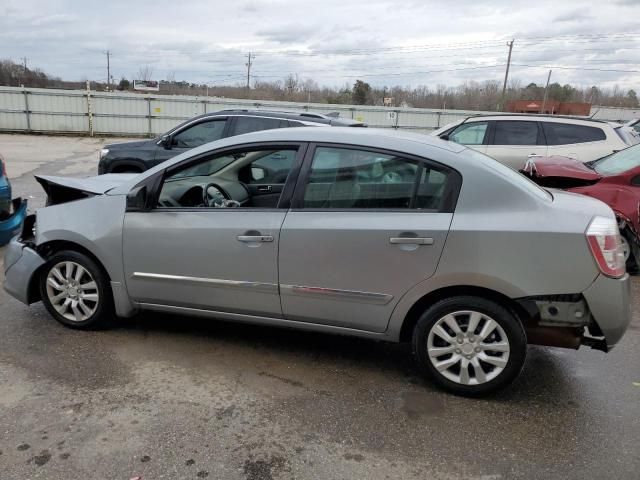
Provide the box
[412,296,527,397]
[39,250,114,329]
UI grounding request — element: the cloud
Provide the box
[0,0,638,90]
[553,10,594,22]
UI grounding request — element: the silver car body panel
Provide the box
[122,209,286,317]
[278,211,453,332]
[3,238,45,304]
[3,127,631,348]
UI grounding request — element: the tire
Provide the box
[412,296,527,397]
[621,229,639,274]
[39,250,114,329]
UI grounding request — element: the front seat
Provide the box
[323,167,360,208]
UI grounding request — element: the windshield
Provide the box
[592,144,640,175]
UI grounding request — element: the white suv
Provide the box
[433,115,634,169]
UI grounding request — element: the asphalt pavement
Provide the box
[0,133,638,480]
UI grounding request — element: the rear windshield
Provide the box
[593,144,640,175]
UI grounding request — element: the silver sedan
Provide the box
[3,127,631,396]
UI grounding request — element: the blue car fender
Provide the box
[0,198,28,246]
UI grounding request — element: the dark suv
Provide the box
[98,110,365,174]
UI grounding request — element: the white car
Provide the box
[432,115,634,170]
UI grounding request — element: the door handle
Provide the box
[257,185,272,192]
[389,237,433,245]
[237,235,274,243]
[528,153,542,158]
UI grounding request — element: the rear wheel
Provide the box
[412,296,527,396]
[39,250,114,329]
[620,228,639,274]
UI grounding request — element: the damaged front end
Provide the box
[0,197,28,246]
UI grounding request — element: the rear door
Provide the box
[278,144,461,332]
[485,120,547,169]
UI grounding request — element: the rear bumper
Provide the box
[583,273,631,350]
[3,236,45,305]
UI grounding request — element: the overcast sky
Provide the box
[1,0,640,90]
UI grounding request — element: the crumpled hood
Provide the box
[523,156,602,181]
[36,173,138,196]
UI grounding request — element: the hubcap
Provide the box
[45,261,99,322]
[427,310,510,386]
[620,236,630,262]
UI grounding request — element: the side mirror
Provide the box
[126,186,148,211]
[160,134,173,150]
[439,134,450,141]
[251,167,267,181]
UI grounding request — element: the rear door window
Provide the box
[230,116,288,136]
[492,121,540,145]
[301,146,459,211]
[543,123,606,145]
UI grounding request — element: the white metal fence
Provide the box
[0,86,495,137]
[0,86,637,137]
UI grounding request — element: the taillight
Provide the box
[586,216,625,278]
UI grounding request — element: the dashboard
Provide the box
[157,176,250,208]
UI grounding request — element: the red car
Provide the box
[522,144,640,272]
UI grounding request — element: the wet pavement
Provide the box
[0,133,639,479]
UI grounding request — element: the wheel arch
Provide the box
[28,240,112,304]
[397,285,531,343]
[107,159,146,173]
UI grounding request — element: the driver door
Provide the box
[122,143,304,317]
[154,118,229,165]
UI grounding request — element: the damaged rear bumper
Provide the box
[3,235,45,305]
[518,273,631,352]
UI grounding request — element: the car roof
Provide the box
[461,113,608,125]
[196,126,465,154]
[184,109,364,127]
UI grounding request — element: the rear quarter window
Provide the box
[543,123,606,145]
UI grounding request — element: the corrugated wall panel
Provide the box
[93,116,148,135]
[0,111,28,130]
[30,113,86,132]
[93,95,148,116]
[152,98,204,118]
[28,92,86,114]
[0,90,27,110]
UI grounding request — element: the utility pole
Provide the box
[105,50,111,91]
[245,52,255,90]
[20,57,28,86]
[541,69,552,114]
[500,39,514,110]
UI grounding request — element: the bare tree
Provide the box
[136,65,155,81]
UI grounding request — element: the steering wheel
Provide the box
[382,171,403,183]
[203,183,240,208]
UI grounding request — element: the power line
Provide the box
[511,63,640,73]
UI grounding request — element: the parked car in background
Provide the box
[433,114,634,170]
[522,143,640,273]
[4,128,630,396]
[0,153,28,246]
[98,110,365,174]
